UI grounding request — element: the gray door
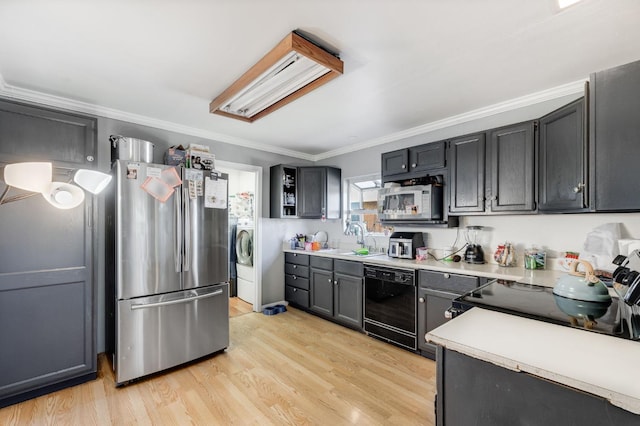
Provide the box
[0,98,97,405]
[115,161,182,299]
[183,170,228,289]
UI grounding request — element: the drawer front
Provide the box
[285,252,310,266]
[285,285,309,308]
[333,259,364,277]
[285,274,310,291]
[418,270,479,294]
[285,263,309,278]
[310,256,333,270]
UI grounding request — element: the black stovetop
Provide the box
[453,279,631,339]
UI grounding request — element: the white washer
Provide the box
[236,222,254,304]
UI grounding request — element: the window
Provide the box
[344,174,393,236]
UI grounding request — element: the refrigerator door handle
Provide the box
[184,187,191,272]
[130,289,223,310]
[175,186,182,273]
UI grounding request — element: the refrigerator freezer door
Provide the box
[183,171,229,290]
[115,283,229,384]
[115,161,182,299]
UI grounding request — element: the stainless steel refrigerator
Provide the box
[106,160,229,385]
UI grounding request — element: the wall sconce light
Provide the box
[209,30,344,122]
[1,162,112,209]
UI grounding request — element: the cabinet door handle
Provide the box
[401,164,406,169]
[411,163,417,168]
[418,297,425,303]
[334,280,338,285]
[573,183,585,193]
[293,288,297,292]
[443,273,450,279]
[328,278,332,283]
[292,275,297,280]
[293,265,297,269]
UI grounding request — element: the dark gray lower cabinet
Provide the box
[417,271,479,359]
[309,257,363,330]
[0,98,97,408]
[284,253,310,309]
[435,347,639,425]
[310,256,334,316]
[333,260,364,329]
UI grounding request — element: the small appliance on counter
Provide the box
[388,232,425,259]
[464,225,485,264]
[611,250,640,340]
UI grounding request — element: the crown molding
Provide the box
[0,72,585,163]
[0,75,316,162]
[314,79,587,161]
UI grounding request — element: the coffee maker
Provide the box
[464,226,485,264]
[388,232,425,259]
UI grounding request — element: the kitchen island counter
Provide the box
[426,307,640,417]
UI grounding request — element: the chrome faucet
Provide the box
[349,222,366,247]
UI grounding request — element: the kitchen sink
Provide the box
[339,251,386,258]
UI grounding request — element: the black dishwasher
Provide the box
[364,265,417,350]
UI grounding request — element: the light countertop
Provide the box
[426,308,640,415]
[283,247,563,287]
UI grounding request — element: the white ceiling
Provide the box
[0,0,639,161]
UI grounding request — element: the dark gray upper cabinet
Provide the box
[0,98,97,408]
[487,121,536,212]
[270,165,298,218]
[298,166,341,219]
[381,141,446,180]
[449,133,486,213]
[381,148,409,177]
[449,122,536,215]
[590,59,640,211]
[270,165,341,219]
[0,99,96,165]
[538,97,587,212]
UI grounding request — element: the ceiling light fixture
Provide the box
[209,30,344,123]
[42,181,85,209]
[1,162,111,209]
[4,161,52,192]
[74,169,113,194]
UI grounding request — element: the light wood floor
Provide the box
[0,307,436,425]
[229,296,254,317]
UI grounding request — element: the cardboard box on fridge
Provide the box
[187,150,215,170]
[164,146,187,166]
